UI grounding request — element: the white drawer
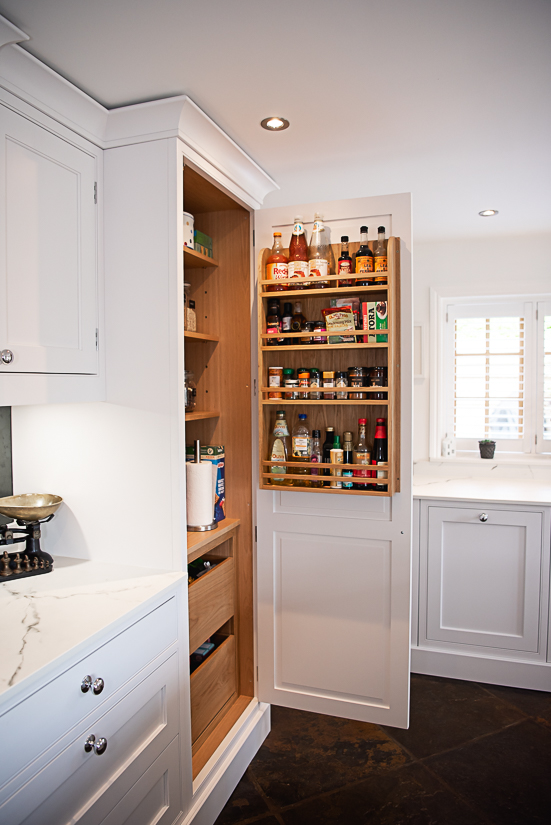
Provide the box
[0,597,177,795]
[0,652,179,825]
[84,737,182,825]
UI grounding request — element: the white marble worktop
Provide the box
[0,556,185,706]
[413,475,551,505]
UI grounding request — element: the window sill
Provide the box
[427,454,551,468]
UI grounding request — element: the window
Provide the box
[436,296,551,457]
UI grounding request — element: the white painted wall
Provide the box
[412,231,551,462]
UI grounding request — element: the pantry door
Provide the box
[254,193,413,728]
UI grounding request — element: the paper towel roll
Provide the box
[186,461,215,527]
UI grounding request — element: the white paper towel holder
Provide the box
[187,439,217,532]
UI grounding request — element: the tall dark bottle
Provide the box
[322,426,335,486]
[354,226,374,286]
[372,417,388,491]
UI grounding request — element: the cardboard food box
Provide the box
[322,305,356,344]
[185,445,225,523]
[362,300,388,343]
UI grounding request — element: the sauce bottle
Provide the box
[322,426,335,486]
[310,429,323,487]
[373,226,388,285]
[266,298,282,346]
[266,231,289,291]
[372,417,388,491]
[353,418,371,490]
[288,216,309,289]
[292,414,311,486]
[291,301,306,333]
[337,235,353,286]
[268,410,291,485]
[342,432,354,489]
[308,213,330,288]
[354,226,374,286]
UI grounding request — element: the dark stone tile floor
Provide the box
[214,674,551,825]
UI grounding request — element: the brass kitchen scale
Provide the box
[0,494,62,582]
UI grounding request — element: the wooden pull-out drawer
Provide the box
[190,635,236,744]
[188,557,234,653]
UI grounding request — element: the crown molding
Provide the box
[0,39,278,208]
[0,14,29,49]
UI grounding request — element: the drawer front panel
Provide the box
[1,653,179,825]
[190,635,236,744]
[188,557,234,652]
[99,737,181,825]
[0,598,177,793]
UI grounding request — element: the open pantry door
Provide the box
[254,193,412,728]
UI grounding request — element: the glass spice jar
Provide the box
[335,370,349,400]
[297,368,311,399]
[309,368,322,400]
[312,320,326,345]
[323,370,336,400]
[368,366,387,400]
[348,366,366,400]
[268,366,283,399]
[184,370,197,412]
[283,368,295,399]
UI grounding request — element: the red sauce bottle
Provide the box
[266,232,289,292]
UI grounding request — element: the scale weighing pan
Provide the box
[0,494,63,522]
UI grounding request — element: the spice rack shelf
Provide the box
[184,330,220,343]
[183,246,219,268]
[257,237,400,497]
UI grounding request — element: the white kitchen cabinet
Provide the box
[0,102,98,376]
[412,498,551,691]
[0,594,183,825]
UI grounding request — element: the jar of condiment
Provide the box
[309,368,322,400]
[323,370,336,400]
[302,321,315,345]
[368,366,387,400]
[285,379,299,400]
[348,366,366,400]
[313,320,326,345]
[283,367,295,399]
[297,368,311,399]
[268,366,283,399]
[335,371,349,400]
[184,370,197,412]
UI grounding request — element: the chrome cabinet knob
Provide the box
[81,675,92,693]
[1,349,14,365]
[479,513,488,522]
[92,677,104,695]
[84,734,107,755]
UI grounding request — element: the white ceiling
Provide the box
[1,0,550,241]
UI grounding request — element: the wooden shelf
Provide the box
[187,517,240,563]
[184,246,219,268]
[261,342,388,351]
[260,284,387,299]
[259,272,385,287]
[185,410,220,422]
[261,399,389,406]
[261,331,391,340]
[184,330,220,343]
[260,483,390,497]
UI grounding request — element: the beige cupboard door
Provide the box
[254,194,413,728]
[0,104,98,374]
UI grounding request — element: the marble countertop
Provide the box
[413,475,551,505]
[0,556,185,706]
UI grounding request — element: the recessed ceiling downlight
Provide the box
[479,209,499,217]
[261,117,289,131]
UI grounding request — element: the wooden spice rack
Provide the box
[257,237,401,496]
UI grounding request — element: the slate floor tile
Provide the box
[214,769,270,825]
[250,705,409,807]
[280,762,487,825]
[426,719,551,824]
[382,674,525,759]
[479,682,551,725]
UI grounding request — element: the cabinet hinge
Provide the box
[256,665,259,682]
[94,182,97,204]
[255,525,257,543]
[536,308,539,320]
[535,435,538,445]
[445,312,448,323]
[252,229,255,247]
[253,378,257,396]
[95,328,99,350]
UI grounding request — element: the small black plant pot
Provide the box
[479,440,496,459]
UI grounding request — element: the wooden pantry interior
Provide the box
[182,165,255,777]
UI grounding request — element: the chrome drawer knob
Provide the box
[479,513,488,522]
[81,675,92,693]
[84,734,108,755]
[92,677,105,695]
[1,350,14,365]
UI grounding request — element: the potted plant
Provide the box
[479,439,496,459]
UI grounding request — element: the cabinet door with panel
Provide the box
[255,195,412,728]
[419,502,547,658]
[0,103,98,375]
